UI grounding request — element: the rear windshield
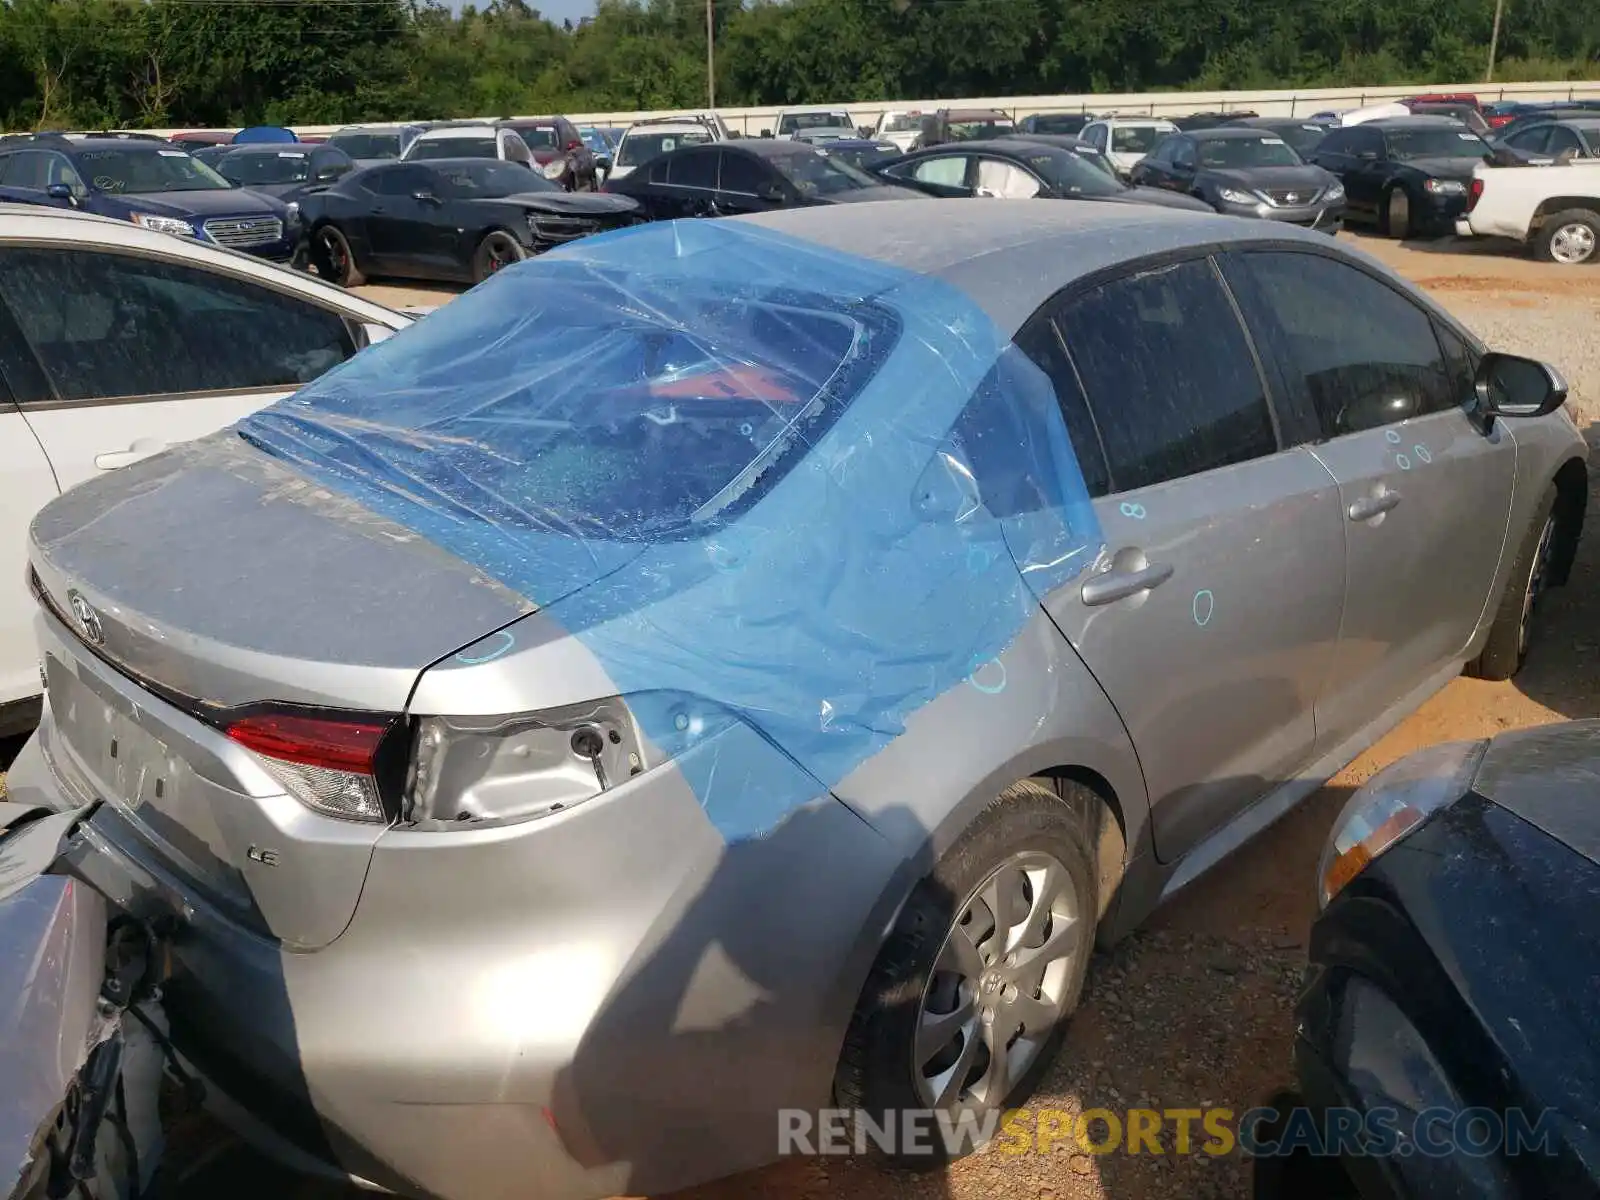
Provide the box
[947,117,1015,140]
[879,113,921,133]
[410,137,497,160]
[328,132,401,159]
[242,273,903,541]
[1197,136,1303,168]
[219,149,312,184]
[1386,128,1490,159]
[773,148,882,197]
[1026,114,1090,134]
[516,126,559,149]
[617,130,710,166]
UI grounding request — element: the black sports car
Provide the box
[601,138,925,220]
[1263,714,1600,1199]
[302,158,640,287]
[1308,116,1493,239]
[876,138,1215,211]
[1131,127,1346,232]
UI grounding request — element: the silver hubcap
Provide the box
[913,851,1082,1114]
[1519,516,1557,655]
[1389,191,1408,235]
[1549,222,1597,264]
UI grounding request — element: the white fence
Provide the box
[115,78,1600,139]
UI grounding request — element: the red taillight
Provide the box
[227,712,390,774]
[1467,176,1485,213]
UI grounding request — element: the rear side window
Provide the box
[666,150,718,189]
[1,151,48,189]
[1014,318,1111,498]
[1228,250,1457,437]
[1055,258,1277,493]
[0,249,355,402]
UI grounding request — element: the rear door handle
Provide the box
[95,440,167,470]
[1081,560,1174,606]
[1348,491,1402,521]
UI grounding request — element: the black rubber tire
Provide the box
[835,779,1098,1168]
[310,224,363,288]
[1382,186,1411,240]
[1467,484,1558,681]
[471,231,525,284]
[1532,208,1600,265]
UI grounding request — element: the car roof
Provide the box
[1365,116,1476,129]
[624,122,712,134]
[732,200,1339,331]
[942,109,1010,120]
[1098,115,1177,126]
[729,139,831,159]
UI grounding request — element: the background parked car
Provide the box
[602,138,924,218]
[402,124,534,167]
[772,106,856,139]
[1131,127,1345,231]
[1496,116,1600,164]
[1017,112,1097,136]
[0,134,298,260]
[499,116,599,190]
[872,108,925,151]
[608,117,719,181]
[793,126,856,145]
[1227,115,1333,157]
[325,123,429,167]
[1457,157,1600,265]
[913,107,1017,148]
[304,157,638,287]
[165,129,233,148]
[1172,109,1258,131]
[1406,100,1492,136]
[878,138,1213,211]
[997,132,1122,177]
[0,201,409,735]
[213,143,355,202]
[1310,116,1492,238]
[231,124,298,144]
[1078,116,1180,176]
[577,125,617,180]
[1278,720,1600,1198]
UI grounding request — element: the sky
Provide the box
[449,0,598,27]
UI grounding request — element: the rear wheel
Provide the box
[311,224,363,288]
[472,231,525,284]
[1533,208,1600,265]
[836,780,1097,1167]
[1467,484,1558,680]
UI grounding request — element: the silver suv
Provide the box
[12,202,1585,1200]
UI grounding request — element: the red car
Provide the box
[498,116,599,191]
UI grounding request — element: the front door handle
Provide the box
[1081,560,1174,606]
[95,439,168,470]
[1348,491,1402,521]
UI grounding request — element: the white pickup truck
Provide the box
[1457,159,1600,264]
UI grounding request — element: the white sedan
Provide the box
[0,203,410,735]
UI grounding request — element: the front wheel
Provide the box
[1384,187,1412,240]
[471,231,525,284]
[835,780,1098,1167]
[1534,208,1600,265]
[311,224,364,288]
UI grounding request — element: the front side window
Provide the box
[1230,250,1456,437]
[76,148,232,194]
[1,151,48,189]
[0,249,354,402]
[975,158,1041,198]
[717,151,769,194]
[1057,258,1278,493]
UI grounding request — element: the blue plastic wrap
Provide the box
[240,220,1102,839]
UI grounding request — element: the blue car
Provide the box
[0,134,299,261]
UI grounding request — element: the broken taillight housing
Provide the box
[226,710,402,823]
[1466,176,1485,213]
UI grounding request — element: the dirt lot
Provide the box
[6,231,1599,1200]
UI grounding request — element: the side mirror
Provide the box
[45,183,75,203]
[1477,352,1568,418]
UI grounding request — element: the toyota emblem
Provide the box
[66,589,105,646]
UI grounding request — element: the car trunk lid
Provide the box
[27,432,537,947]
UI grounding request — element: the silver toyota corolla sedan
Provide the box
[8,202,1587,1199]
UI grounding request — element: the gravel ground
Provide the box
[2,230,1596,1200]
